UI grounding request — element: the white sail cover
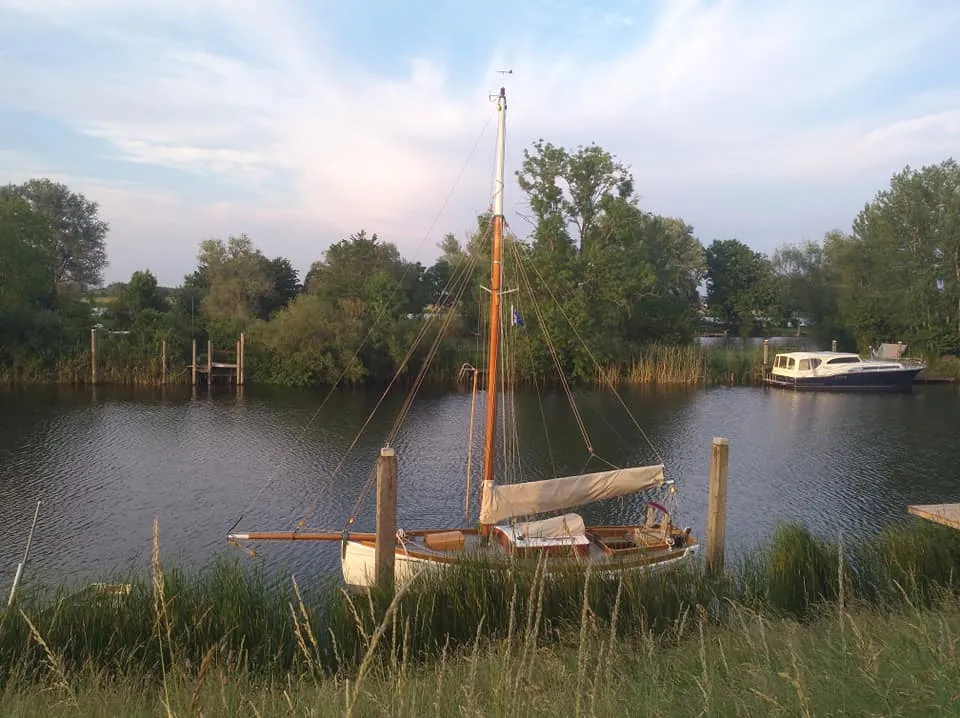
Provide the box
[479,464,665,524]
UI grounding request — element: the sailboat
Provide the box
[227,88,700,590]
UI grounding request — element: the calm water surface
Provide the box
[1,383,958,590]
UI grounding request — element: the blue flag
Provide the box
[511,305,524,328]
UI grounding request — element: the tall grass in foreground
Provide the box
[4,596,960,716]
[2,521,959,692]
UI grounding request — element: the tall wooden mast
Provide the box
[479,87,506,535]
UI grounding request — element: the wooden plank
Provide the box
[908,503,960,531]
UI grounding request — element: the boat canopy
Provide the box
[479,464,665,524]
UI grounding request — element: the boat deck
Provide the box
[397,526,693,567]
[908,503,960,531]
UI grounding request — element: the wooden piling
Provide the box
[161,339,167,385]
[235,339,241,386]
[375,446,398,588]
[706,437,729,574]
[191,339,198,387]
[206,340,213,387]
[90,328,97,385]
[762,338,769,366]
[831,339,838,352]
[239,332,245,386]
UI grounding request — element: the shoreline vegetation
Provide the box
[2,521,959,715]
[6,156,960,396]
[4,341,957,388]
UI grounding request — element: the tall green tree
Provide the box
[197,234,272,333]
[0,178,108,289]
[833,159,960,354]
[704,239,774,336]
[517,141,632,253]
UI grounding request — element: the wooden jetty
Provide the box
[908,503,960,531]
[190,334,245,387]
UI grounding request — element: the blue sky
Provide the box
[1,0,959,285]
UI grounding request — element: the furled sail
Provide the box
[479,464,665,524]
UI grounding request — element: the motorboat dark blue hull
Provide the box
[763,366,922,391]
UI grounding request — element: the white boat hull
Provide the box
[341,537,700,591]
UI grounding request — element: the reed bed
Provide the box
[597,344,764,386]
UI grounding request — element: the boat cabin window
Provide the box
[810,358,821,369]
[798,359,810,371]
[826,356,861,364]
[774,355,784,368]
[787,357,796,369]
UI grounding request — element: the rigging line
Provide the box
[388,220,492,440]
[304,240,486,530]
[342,246,486,527]
[516,279,558,479]
[511,242,594,454]
[522,245,666,467]
[225,109,496,535]
[387,245,487,444]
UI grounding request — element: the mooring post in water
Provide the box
[191,339,198,387]
[762,338,769,367]
[234,338,240,386]
[831,339,838,352]
[90,328,97,385]
[375,447,398,588]
[239,332,245,386]
[706,437,729,574]
[207,340,213,388]
[7,500,41,609]
[161,339,167,385]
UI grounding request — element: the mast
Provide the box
[479,87,506,535]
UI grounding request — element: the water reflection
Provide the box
[0,383,957,590]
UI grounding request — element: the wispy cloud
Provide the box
[1,0,959,284]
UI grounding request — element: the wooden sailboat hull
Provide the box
[341,527,700,591]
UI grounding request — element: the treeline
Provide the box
[2,150,959,387]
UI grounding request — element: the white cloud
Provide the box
[1,0,959,283]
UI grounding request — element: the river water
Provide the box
[1,382,957,591]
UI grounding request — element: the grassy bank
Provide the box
[3,520,960,716]
[4,595,960,716]
[3,521,959,687]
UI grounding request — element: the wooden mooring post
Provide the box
[375,447,398,588]
[90,328,97,385]
[762,338,769,366]
[831,339,838,352]
[191,339,198,387]
[206,340,213,387]
[706,437,729,574]
[235,338,240,386]
[239,332,245,386]
[161,339,167,385]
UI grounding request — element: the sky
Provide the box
[1,0,959,287]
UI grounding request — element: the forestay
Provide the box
[479,465,665,524]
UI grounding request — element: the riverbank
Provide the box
[3,593,959,717]
[5,341,958,388]
[3,522,959,704]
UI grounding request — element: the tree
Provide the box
[124,270,166,314]
[0,197,56,311]
[258,256,301,319]
[517,141,632,253]
[0,178,109,289]
[704,239,775,336]
[833,159,960,354]
[197,234,273,335]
